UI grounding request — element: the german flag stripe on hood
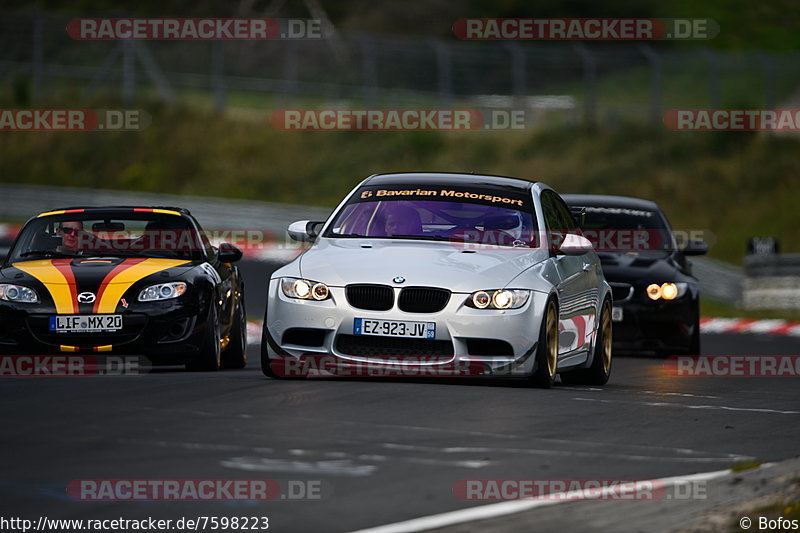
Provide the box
[12,258,189,314]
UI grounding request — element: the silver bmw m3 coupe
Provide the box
[261,172,613,387]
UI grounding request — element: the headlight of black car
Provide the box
[138,282,187,302]
[646,282,689,301]
[0,284,39,303]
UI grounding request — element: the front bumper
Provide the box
[0,298,210,363]
[264,280,549,377]
[611,295,698,354]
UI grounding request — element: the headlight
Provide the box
[138,282,187,302]
[0,284,39,303]
[281,278,330,301]
[646,282,688,301]
[466,289,530,310]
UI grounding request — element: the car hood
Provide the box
[596,251,686,283]
[1,257,196,314]
[298,238,549,292]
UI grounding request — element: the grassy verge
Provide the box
[701,299,800,320]
[1,102,799,265]
[732,488,800,532]
[730,460,764,473]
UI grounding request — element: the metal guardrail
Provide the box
[0,183,331,235]
[690,256,743,306]
[742,254,800,309]
[3,11,799,124]
[745,254,800,276]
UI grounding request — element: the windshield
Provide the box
[8,212,206,262]
[579,206,675,253]
[323,184,538,248]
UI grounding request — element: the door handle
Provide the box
[582,262,592,271]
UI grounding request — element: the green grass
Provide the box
[547,53,800,111]
[730,460,763,472]
[701,300,800,320]
[734,500,800,532]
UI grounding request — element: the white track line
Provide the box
[573,397,800,415]
[346,468,735,533]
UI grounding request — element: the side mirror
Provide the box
[288,220,324,242]
[218,242,243,263]
[559,233,593,255]
[568,206,586,228]
[682,240,708,256]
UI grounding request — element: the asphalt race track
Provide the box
[1,259,798,533]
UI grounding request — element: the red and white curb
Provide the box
[700,317,800,336]
[246,321,262,344]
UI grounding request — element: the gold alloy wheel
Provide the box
[602,304,613,375]
[546,303,558,378]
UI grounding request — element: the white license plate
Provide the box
[612,307,623,322]
[49,315,123,333]
[354,318,435,339]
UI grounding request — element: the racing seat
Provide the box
[140,220,195,254]
[30,231,61,251]
[448,213,526,248]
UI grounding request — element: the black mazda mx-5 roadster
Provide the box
[0,206,246,371]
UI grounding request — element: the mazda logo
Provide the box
[77,292,96,304]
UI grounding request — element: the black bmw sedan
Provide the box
[562,195,707,357]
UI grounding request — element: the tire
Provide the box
[688,323,701,355]
[561,299,613,386]
[529,299,559,389]
[221,293,247,370]
[677,321,701,356]
[186,304,221,372]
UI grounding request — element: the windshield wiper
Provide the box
[19,250,72,258]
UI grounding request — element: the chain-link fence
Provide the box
[2,10,800,126]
